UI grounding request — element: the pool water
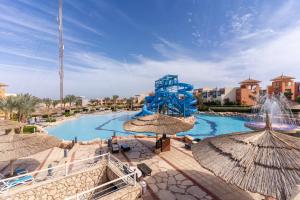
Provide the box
[46,112,251,141]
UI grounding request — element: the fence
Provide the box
[0,153,110,193]
[65,154,137,200]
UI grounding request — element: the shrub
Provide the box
[64,112,72,117]
[23,125,37,133]
[209,106,252,113]
[46,118,56,122]
[297,96,300,104]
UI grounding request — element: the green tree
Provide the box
[75,98,82,108]
[112,95,119,111]
[284,91,293,100]
[296,96,300,104]
[15,94,39,122]
[64,95,77,108]
[0,96,18,120]
[52,100,60,108]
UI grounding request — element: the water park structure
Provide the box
[137,75,197,117]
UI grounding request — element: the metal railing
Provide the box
[0,153,110,193]
[65,171,136,200]
[65,154,136,200]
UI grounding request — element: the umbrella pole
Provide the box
[9,160,14,176]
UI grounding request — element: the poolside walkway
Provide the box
[115,137,261,200]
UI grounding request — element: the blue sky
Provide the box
[1,0,300,98]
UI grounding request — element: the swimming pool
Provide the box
[46,112,251,141]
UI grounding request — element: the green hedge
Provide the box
[23,125,37,133]
[46,118,56,122]
[209,106,252,113]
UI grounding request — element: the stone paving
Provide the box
[115,138,215,200]
[115,137,262,200]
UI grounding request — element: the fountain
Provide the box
[244,94,300,133]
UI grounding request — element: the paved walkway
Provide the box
[115,137,261,200]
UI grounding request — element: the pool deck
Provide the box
[0,137,262,200]
[113,137,261,200]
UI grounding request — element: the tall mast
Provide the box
[58,0,64,109]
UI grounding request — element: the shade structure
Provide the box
[192,115,300,200]
[123,113,194,135]
[0,133,61,162]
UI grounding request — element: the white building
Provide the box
[202,87,238,105]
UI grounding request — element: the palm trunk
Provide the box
[9,160,14,176]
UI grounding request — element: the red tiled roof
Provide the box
[271,75,295,81]
[239,78,261,85]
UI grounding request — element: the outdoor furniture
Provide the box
[14,168,28,176]
[121,144,131,152]
[161,137,170,152]
[0,174,34,192]
[130,166,142,181]
[185,143,192,150]
[137,163,152,177]
[111,144,119,153]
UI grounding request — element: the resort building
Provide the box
[0,82,7,98]
[267,74,298,100]
[236,78,261,106]
[202,87,238,105]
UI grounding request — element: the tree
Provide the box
[64,95,77,108]
[52,100,60,108]
[126,97,134,110]
[296,96,300,104]
[0,96,17,120]
[112,95,119,111]
[75,98,82,108]
[284,91,293,100]
[43,98,52,118]
[15,94,39,122]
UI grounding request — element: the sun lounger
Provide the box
[112,144,120,153]
[137,163,152,177]
[0,175,33,192]
[121,144,131,152]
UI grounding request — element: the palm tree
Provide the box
[75,98,82,108]
[126,97,134,110]
[64,95,77,108]
[15,94,39,122]
[0,96,20,120]
[52,100,60,109]
[112,95,119,111]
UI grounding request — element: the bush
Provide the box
[46,118,56,122]
[64,112,72,117]
[23,125,37,133]
[297,96,300,104]
[209,106,252,113]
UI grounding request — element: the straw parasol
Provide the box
[192,113,300,200]
[0,133,61,175]
[123,113,194,135]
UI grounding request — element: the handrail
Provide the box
[0,153,109,183]
[65,171,136,200]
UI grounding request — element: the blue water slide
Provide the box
[136,75,196,117]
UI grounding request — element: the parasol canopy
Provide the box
[123,113,194,135]
[0,133,61,162]
[192,114,300,200]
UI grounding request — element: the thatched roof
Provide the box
[123,113,194,134]
[0,120,25,132]
[192,116,300,200]
[0,133,61,161]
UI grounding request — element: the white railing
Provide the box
[65,171,136,200]
[0,153,110,193]
[65,154,137,200]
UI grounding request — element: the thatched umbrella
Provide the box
[192,114,300,200]
[0,133,61,176]
[123,113,194,136]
